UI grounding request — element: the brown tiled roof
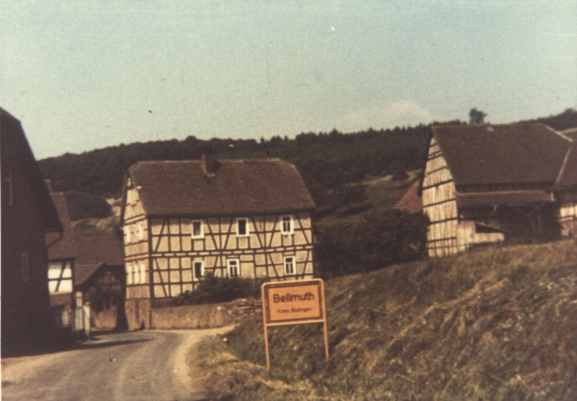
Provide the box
[47,193,77,260]
[456,190,554,208]
[395,181,422,213]
[561,127,577,142]
[128,159,316,217]
[433,123,572,189]
[0,108,61,232]
[556,144,577,190]
[74,263,105,287]
[48,191,124,289]
[73,230,124,267]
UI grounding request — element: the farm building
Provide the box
[421,123,577,257]
[1,108,62,353]
[47,191,125,332]
[120,157,316,328]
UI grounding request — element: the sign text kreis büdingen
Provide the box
[261,279,329,370]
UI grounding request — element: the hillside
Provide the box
[195,240,577,401]
[38,109,577,214]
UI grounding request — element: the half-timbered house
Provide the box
[1,108,62,352]
[121,158,316,327]
[422,123,577,257]
[47,191,124,331]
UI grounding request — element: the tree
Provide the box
[469,108,487,125]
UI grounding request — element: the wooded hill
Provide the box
[39,109,577,210]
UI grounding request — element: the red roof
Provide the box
[395,181,422,213]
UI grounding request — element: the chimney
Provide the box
[200,154,218,178]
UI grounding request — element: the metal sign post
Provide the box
[261,278,329,370]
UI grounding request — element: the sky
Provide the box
[1,0,576,159]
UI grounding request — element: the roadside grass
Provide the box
[197,240,577,401]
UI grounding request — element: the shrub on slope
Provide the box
[198,240,577,401]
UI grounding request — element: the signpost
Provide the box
[261,278,329,370]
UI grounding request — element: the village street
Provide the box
[1,328,229,401]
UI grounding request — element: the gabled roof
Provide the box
[432,123,572,189]
[48,192,124,287]
[561,127,577,142]
[556,144,577,190]
[127,159,316,217]
[47,193,77,260]
[1,108,61,232]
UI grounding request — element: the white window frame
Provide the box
[281,215,294,235]
[191,220,204,239]
[236,218,250,237]
[227,259,240,278]
[193,260,204,281]
[284,256,296,276]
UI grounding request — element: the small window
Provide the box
[193,260,204,280]
[191,220,204,239]
[281,215,294,234]
[138,224,145,240]
[125,228,132,244]
[21,252,30,283]
[284,256,295,275]
[228,259,240,278]
[237,218,249,236]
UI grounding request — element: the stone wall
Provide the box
[149,298,261,330]
[125,299,152,330]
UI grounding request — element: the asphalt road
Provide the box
[1,328,228,401]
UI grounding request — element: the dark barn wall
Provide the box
[1,120,54,352]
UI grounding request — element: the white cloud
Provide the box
[336,100,436,132]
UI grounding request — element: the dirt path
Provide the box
[1,328,230,401]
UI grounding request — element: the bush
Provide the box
[173,276,261,306]
[315,209,428,278]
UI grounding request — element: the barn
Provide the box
[120,157,316,328]
[421,123,577,257]
[1,108,62,353]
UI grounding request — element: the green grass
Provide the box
[197,240,577,401]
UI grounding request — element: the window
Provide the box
[125,228,132,244]
[48,260,73,293]
[236,218,249,236]
[141,261,147,284]
[284,256,295,275]
[228,259,240,278]
[281,215,294,234]
[138,223,145,240]
[191,220,204,239]
[193,260,204,280]
[21,252,30,283]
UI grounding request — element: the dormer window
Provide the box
[191,220,204,239]
[236,218,249,237]
[281,215,294,234]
